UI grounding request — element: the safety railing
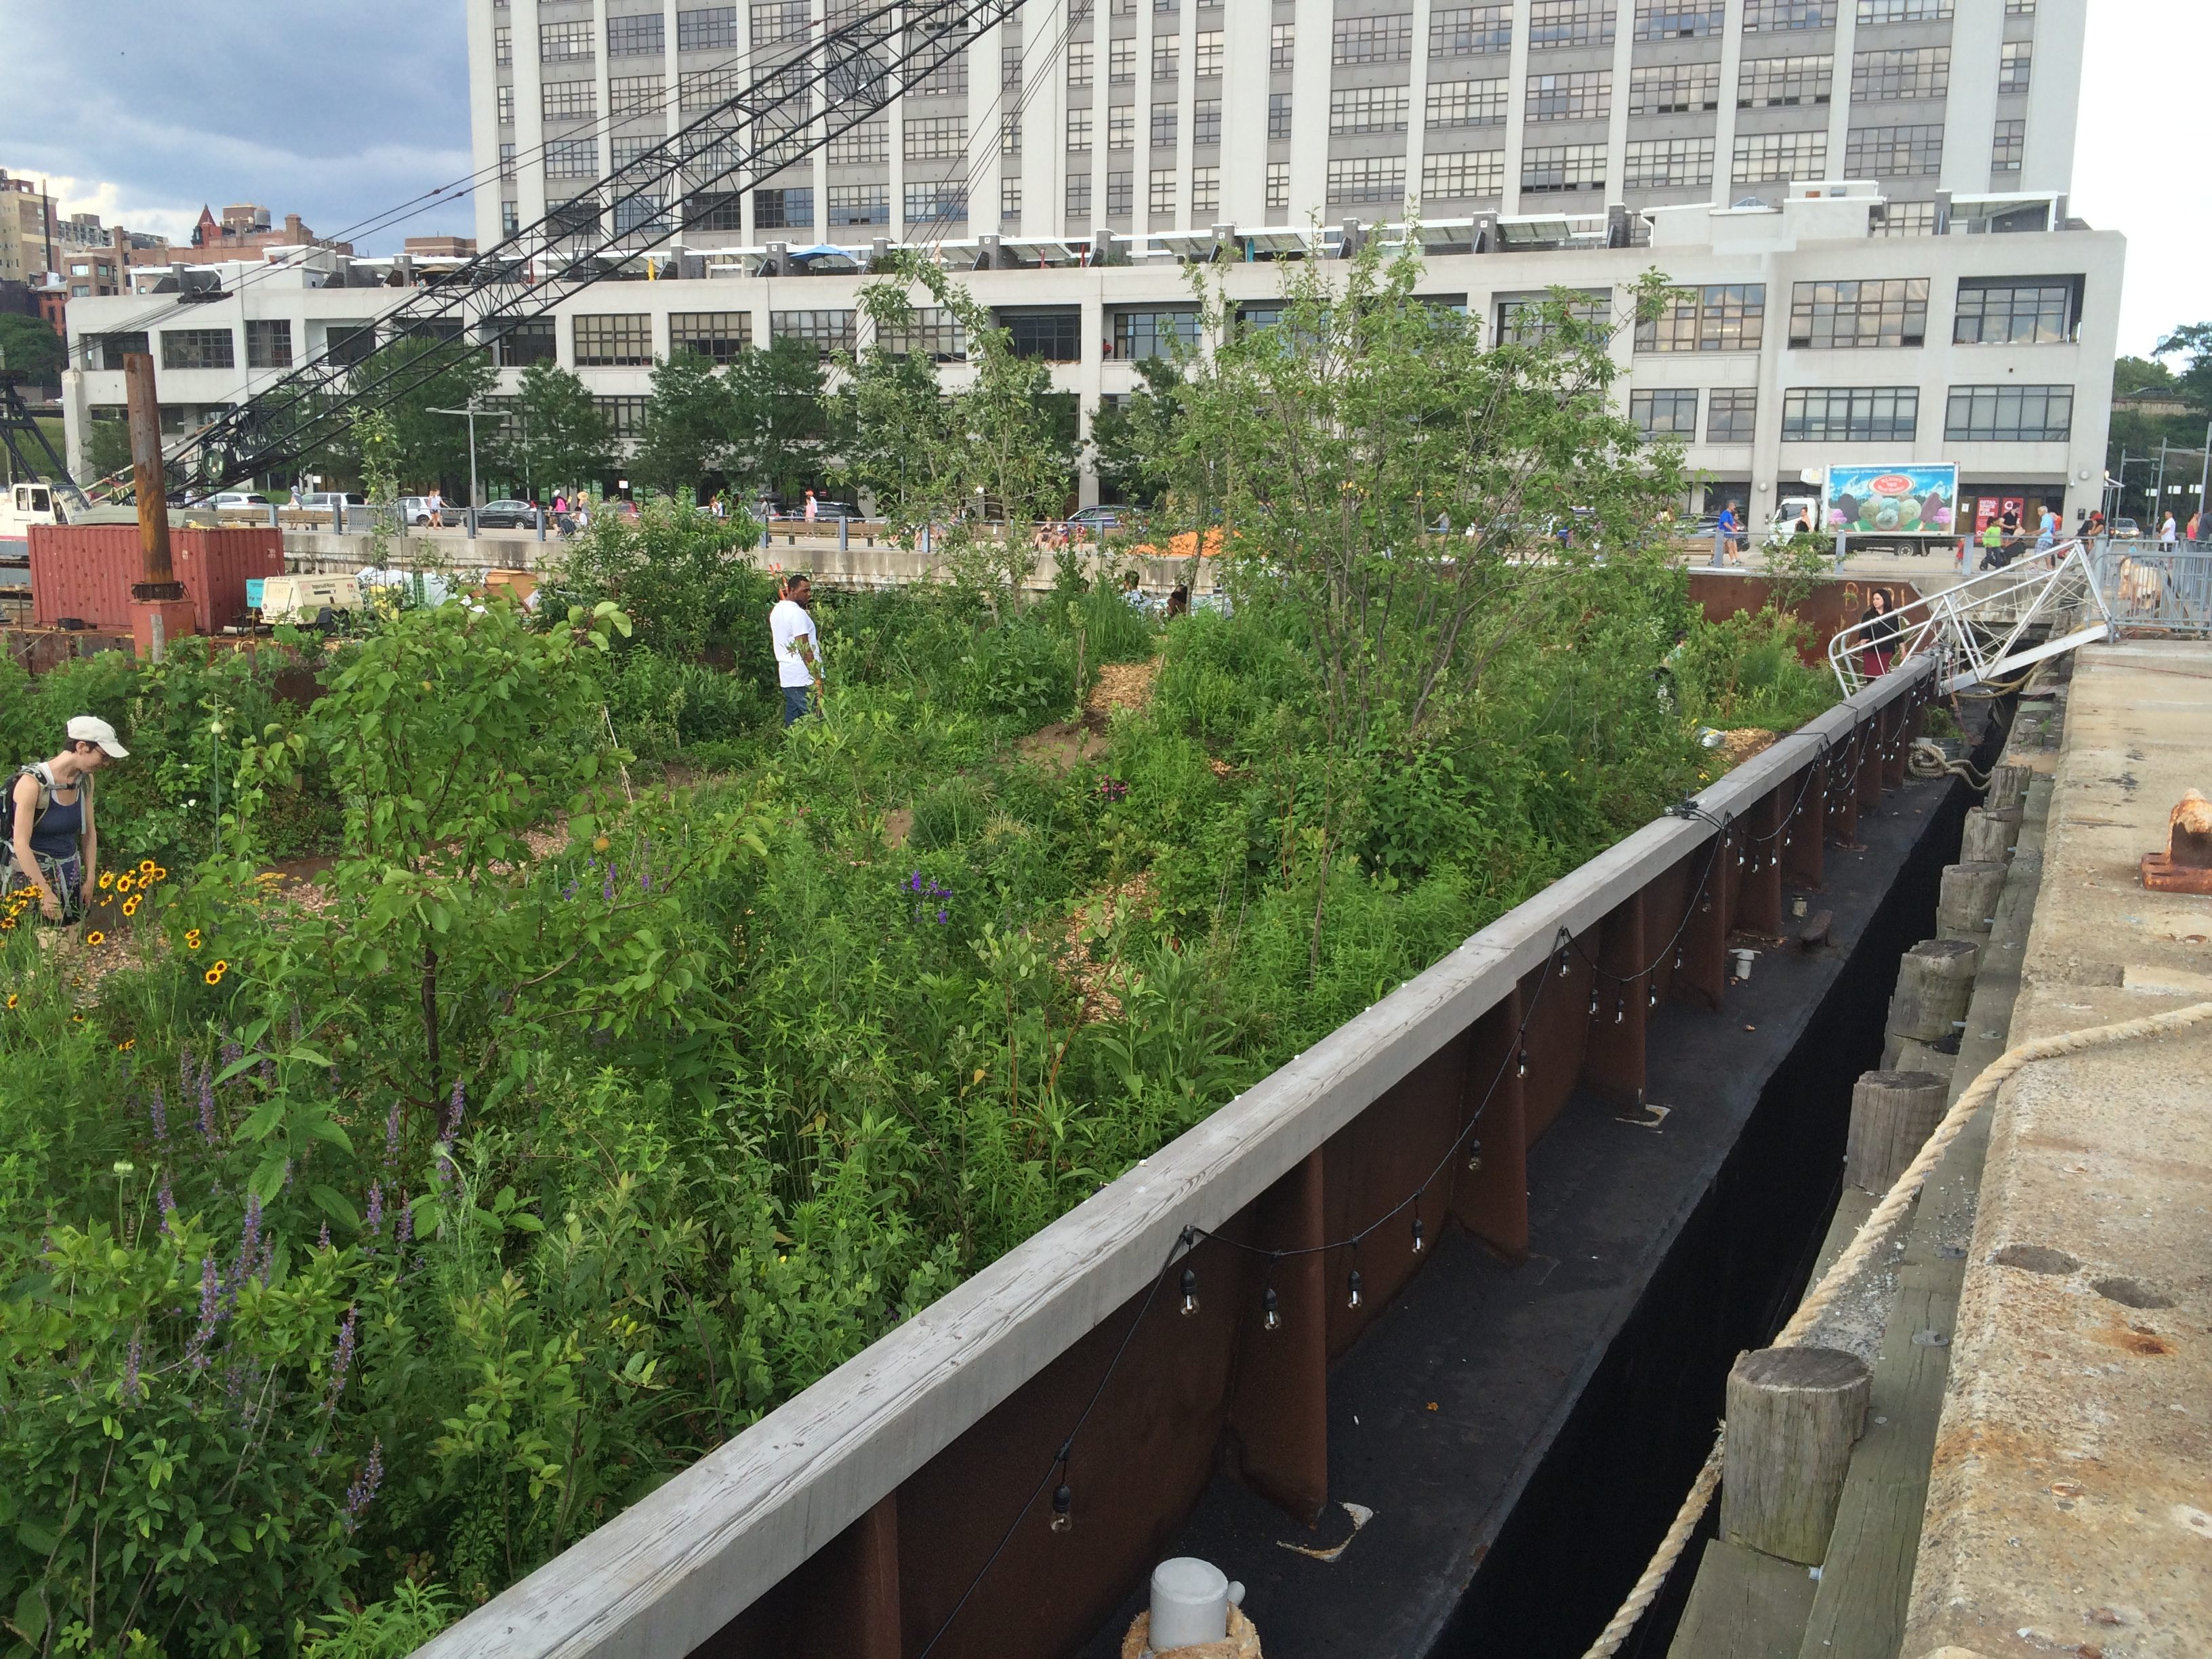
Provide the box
[417,659,1938,1659]
[1828,537,2113,696]
[2091,541,2212,638]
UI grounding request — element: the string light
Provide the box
[1516,1048,1529,1077]
[1467,1136,1483,1173]
[1262,1286,1281,1332]
[1613,996,1624,1025]
[1051,1481,1073,1533]
[1179,1266,1199,1317]
[1411,1215,1425,1254]
[1647,983,1658,1009]
[1589,989,1600,1017]
[1346,1268,1363,1310]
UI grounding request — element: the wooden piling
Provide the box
[1721,1347,1872,1565]
[1883,939,1979,1044]
[1845,1070,1948,1195]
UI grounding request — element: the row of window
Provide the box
[1633,384,2074,444]
[1063,31,1224,85]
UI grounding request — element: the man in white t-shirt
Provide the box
[770,574,823,726]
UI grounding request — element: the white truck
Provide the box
[1766,464,1961,556]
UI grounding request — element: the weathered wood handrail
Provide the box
[420,659,1935,1659]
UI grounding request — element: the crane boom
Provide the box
[96,0,1023,502]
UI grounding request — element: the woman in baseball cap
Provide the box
[5,716,127,926]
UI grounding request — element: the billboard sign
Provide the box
[1823,463,1961,538]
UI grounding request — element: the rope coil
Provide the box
[1578,998,2212,1659]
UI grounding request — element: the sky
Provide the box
[0,1,2200,360]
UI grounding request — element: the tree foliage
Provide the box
[502,361,611,498]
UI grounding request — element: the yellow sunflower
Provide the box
[4,994,16,1009]
[204,961,228,985]
[138,859,156,876]
[152,867,168,882]
[115,874,134,893]
[97,872,113,890]
[85,930,106,946]
[122,895,140,917]
[117,1038,136,1052]
[184,930,203,950]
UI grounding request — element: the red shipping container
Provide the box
[27,525,285,635]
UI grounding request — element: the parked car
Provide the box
[2108,517,2141,540]
[198,491,268,512]
[1065,505,1126,533]
[775,499,862,523]
[475,499,543,530]
[298,491,367,512]
[397,495,449,526]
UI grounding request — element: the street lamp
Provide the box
[428,401,490,531]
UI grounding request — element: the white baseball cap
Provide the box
[66,715,129,758]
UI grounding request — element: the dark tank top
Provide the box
[24,771,84,861]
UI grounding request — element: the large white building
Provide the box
[60,0,2120,527]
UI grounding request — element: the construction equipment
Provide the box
[83,0,1021,505]
[1828,538,2114,695]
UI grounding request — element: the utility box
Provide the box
[27,525,285,635]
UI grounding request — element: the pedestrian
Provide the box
[1166,583,1190,619]
[553,489,567,516]
[1980,517,2005,571]
[2035,501,2057,552]
[1713,499,1743,567]
[804,489,819,523]
[426,486,445,529]
[771,574,823,726]
[2160,512,2178,550]
[2190,511,2203,545]
[1121,569,1145,609]
[288,482,303,510]
[5,716,127,930]
[1858,588,1896,681]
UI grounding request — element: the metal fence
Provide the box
[2092,541,2212,637]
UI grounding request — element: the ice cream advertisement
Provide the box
[1822,463,1959,537]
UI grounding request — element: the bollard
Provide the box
[268,501,280,530]
[839,515,848,552]
[1845,1069,1948,1193]
[468,508,478,539]
[1936,861,2007,939]
[537,507,546,543]
[1984,762,2031,817]
[333,499,345,535]
[1959,807,2016,865]
[1721,1347,1871,1564]
[1885,938,1979,1044]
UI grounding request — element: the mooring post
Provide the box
[1936,861,2006,940]
[1450,985,1528,1261]
[1721,1346,1871,1565]
[1844,1069,1948,1194]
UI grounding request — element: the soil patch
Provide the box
[1719,727,1780,766]
[1088,659,1159,717]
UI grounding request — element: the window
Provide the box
[1707,388,1757,441]
[540,20,594,60]
[1852,46,1948,101]
[1624,137,1717,189]
[1110,37,1136,81]
[1743,0,1835,26]
[906,181,970,223]
[544,81,598,121]
[1991,119,2024,175]
[1270,22,1294,70]
[1195,30,1223,75]
[496,84,514,124]
[487,318,554,367]
[1333,14,1413,64]
[1151,35,1179,79]
[1635,283,1764,350]
[1068,108,1094,149]
[1522,143,1607,192]
[546,139,600,178]
[677,6,737,49]
[1002,174,1023,221]
[1109,104,1134,146]
[607,12,663,54]
[1191,165,1220,213]
[876,306,966,361]
[1496,291,1610,344]
[1635,2,1723,39]
[1996,41,2032,90]
[1193,98,1221,144]
[828,184,890,226]
[1431,4,1512,54]
[1113,310,1200,359]
[2005,0,2035,11]
[325,323,377,367]
[1004,41,1023,89]
[1945,385,2072,442]
[1267,162,1290,211]
[685,191,743,230]
[771,310,857,355]
[914,46,967,96]
[753,186,813,230]
[1954,279,2076,345]
[1872,199,1938,236]
[550,195,602,237]
[1739,54,1832,107]
[1856,0,1950,20]
[1734,129,1826,183]
[575,314,653,366]
[245,319,292,369]
[1068,41,1094,85]
[905,117,967,159]
[610,75,665,115]
[1328,156,1408,203]
[680,68,743,109]
[1269,93,1293,138]
[1528,70,1610,122]
[501,200,520,236]
[1845,122,1944,175]
[1630,62,1721,115]
[1003,114,1023,155]
[1149,168,1176,214]
[595,396,649,442]
[494,25,512,64]
[1332,86,1411,134]
[1530,1,1616,49]
[828,121,888,163]
[1002,309,1082,359]
[670,312,753,363]
[1421,149,1505,199]
[1781,387,1918,442]
[613,194,672,237]
[1428,79,1508,127]
[498,142,517,180]
[1788,278,1928,347]
[1151,103,1178,146]
[1067,173,1093,216]
[1632,389,1698,437]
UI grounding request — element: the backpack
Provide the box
[0,764,87,855]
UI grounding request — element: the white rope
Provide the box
[1578,998,2212,1659]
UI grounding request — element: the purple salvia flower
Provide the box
[641,866,651,893]
[238,1195,262,1273]
[343,1438,384,1532]
[198,1064,218,1143]
[123,1328,144,1404]
[937,908,948,924]
[393,1193,413,1246]
[185,1256,221,1370]
[147,1085,169,1147]
[220,1040,243,1079]
[326,1308,357,1407]
[157,1180,176,1233]
[383,1097,403,1166]
[363,1181,384,1238]
[318,1222,331,1250]
[602,867,616,901]
[180,1049,194,1094]
[443,1076,466,1141]
[258,1057,275,1090]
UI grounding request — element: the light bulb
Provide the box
[1347,1269,1363,1310]
[1559,953,1570,977]
[1051,1483,1073,1533]
[1467,1136,1483,1172]
[1411,1217,1425,1254]
[1647,985,1658,1008]
[1179,1266,1199,1317]
[1589,992,1600,1017]
[1613,998,1624,1025]
[1516,1050,1528,1078]
[1263,1286,1281,1331]
[1673,948,1684,970]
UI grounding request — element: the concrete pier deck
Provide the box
[1904,641,2212,1659]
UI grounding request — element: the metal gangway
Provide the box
[2091,540,2212,637]
[1828,537,2114,696]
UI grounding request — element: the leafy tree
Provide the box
[0,313,65,388]
[503,360,612,500]
[631,350,737,499]
[2154,322,2212,413]
[2112,354,2178,398]
[729,335,830,502]
[1091,356,1195,508]
[332,336,499,496]
[545,497,769,661]
[82,412,134,483]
